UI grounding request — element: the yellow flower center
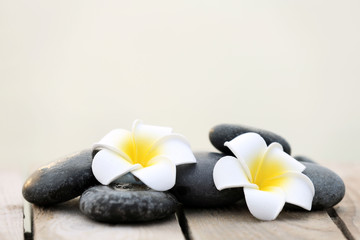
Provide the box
[251,158,287,191]
[122,135,159,168]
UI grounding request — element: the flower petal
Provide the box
[92,149,142,185]
[266,171,315,210]
[148,134,196,165]
[132,120,173,162]
[255,143,305,185]
[131,155,176,191]
[224,132,267,181]
[244,187,286,221]
[132,120,173,147]
[92,129,133,162]
[213,156,258,191]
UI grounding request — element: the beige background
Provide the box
[1,0,359,173]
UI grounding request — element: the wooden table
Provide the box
[1,163,358,240]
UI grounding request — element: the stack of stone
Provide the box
[23,124,345,223]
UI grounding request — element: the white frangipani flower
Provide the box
[213,132,315,221]
[92,120,196,191]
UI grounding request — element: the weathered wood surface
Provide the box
[33,198,184,240]
[0,171,24,240]
[328,163,360,240]
[184,201,345,240]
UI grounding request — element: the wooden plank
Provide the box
[328,163,360,239]
[0,171,24,240]
[184,200,345,240]
[33,198,185,240]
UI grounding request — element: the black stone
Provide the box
[287,162,345,210]
[22,149,99,206]
[170,152,244,207]
[209,124,291,155]
[79,184,179,223]
[294,155,317,164]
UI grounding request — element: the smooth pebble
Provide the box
[209,124,291,155]
[80,184,179,223]
[170,152,244,207]
[22,149,99,205]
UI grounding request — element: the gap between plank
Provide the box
[175,207,192,240]
[327,208,355,240]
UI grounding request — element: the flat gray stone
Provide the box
[170,152,244,207]
[209,124,291,155]
[22,149,99,205]
[286,162,345,210]
[79,184,179,223]
[304,162,345,210]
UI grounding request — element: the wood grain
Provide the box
[328,162,360,239]
[184,200,345,240]
[33,198,184,240]
[0,171,24,240]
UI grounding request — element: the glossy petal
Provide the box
[131,155,176,191]
[92,149,141,185]
[255,143,305,185]
[92,129,133,162]
[213,156,258,190]
[224,133,267,182]
[266,171,315,210]
[132,120,173,148]
[131,120,173,162]
[244,187,285,221]
[148,134,196,165]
